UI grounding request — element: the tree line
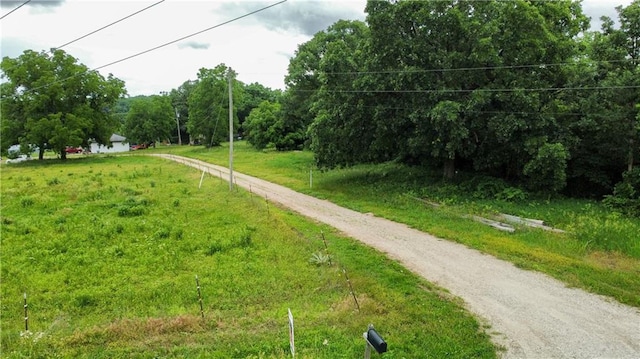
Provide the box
[1,0,638,215]
[269,0,638,214]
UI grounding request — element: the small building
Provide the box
[90,134,129,154]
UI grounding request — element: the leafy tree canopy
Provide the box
[123,95,174,146]
[1,49,126,159]
[243,100,283,150]
[236,82,282,131]
[187,64,242,147]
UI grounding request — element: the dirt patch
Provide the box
[156,154,640,358]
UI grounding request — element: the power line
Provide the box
[316,60,632,76]
[56,0,165,50]
[340,105,617,119]
[302,85,640,94]
[94,0,287,71]
[0,0,30,20]
[17,0,287,95]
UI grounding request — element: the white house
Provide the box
[90,134,129,154]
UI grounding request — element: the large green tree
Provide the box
[307,20,375,167]
[236,82,282,133]
[362,0,587,185]
[566,0,640,196]
[1,49,126,159]
[242,100,283,150]
[187,65,242,147]
[593,1,640,172]
[282,21,370,151]
[169,80,196,145]
[123,95,174,146]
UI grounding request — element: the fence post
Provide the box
[195,275,205,320]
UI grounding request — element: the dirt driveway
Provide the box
[155,154,640,358]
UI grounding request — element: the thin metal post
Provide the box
[23,292,28,331]
[321,231,332,266]
[195,275,205,320]
[364,340,372,359]
[343,268,360,311]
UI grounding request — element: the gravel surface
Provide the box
[156,154,640,358]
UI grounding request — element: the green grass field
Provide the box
[0,155,496,358]
[156,143,640,308]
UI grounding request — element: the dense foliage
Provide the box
[186,65,240,147]
[1,49,125,159]
[278,0,640,204]
[242,100,283,150]
[123,95,174,146]
[2,0,638,207]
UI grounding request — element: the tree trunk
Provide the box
[443,157,455,179]
[629,136,635,172]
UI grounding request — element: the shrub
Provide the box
[523,142,568,194]
[117,205,146,217]
[309,252,331,266]
[154,228,171,239]
[603,168,640,217]
[496,187,528,202]
[205,242,223,256]
[75,294,96,308]
[20,196,34,207]
[473,179,507,200]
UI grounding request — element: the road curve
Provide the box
[153,154,640,359]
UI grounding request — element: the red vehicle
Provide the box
[65,146,83,154]
[129,143,147,151]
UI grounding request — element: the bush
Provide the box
[523,142,568,193]
[603,168,640,217]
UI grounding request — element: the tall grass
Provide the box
[157,143,640,307]
[0,156,496,357]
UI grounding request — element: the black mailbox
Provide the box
[366,327,387,353]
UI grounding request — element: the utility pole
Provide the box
[228,69,234,191]
[175,107,182,146]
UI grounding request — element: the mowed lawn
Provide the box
[0,155,496,358]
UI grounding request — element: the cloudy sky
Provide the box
[0,0,633,97]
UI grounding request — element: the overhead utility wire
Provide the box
[56,0,165,49]
[296,85,640,94]
[20,0,287,95]
[94,0,287,71]
[0,0,31,20]
[238,59,630,78]
[318,60,631,76]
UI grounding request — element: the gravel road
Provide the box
[155,154,640,358]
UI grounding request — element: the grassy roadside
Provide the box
[155,143,640,308]
[0,156,496,357]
